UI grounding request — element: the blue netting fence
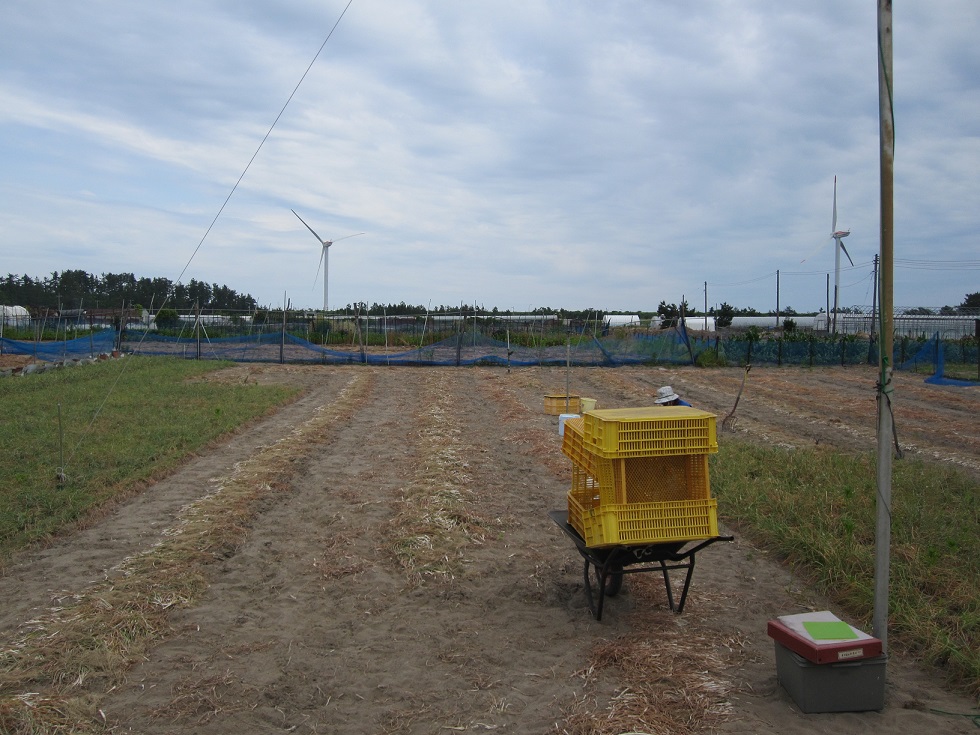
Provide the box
[121,327,701,366]
[0,329,116,361]
[896,332,980,386]
[4,324,977,379]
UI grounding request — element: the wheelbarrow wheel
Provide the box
[588,560,624,597]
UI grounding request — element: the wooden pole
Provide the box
[565,337,571,412]
[280,293,286,365]
[873,0,895,653]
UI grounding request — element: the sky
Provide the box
[2,1,979,314]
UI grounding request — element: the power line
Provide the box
[709,257,979,289]
[174,0,357,287]
[65,3,358,480]
[894,258,980,271]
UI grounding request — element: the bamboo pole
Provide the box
[873,0,895,653]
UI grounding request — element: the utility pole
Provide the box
[776,270,780,328]
[704,281,708,331]
[826,274,831,333]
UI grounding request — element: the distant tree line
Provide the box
[654,300,812,329]
[902,292,980,315]
[336,302,603,320]
[1,270,258,313]
[655,292,978,329]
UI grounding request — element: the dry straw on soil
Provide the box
[562,581,745,735]
[0,373,374,734]
[382,371,496,585]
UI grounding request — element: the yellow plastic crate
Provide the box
[566,475,595,537]
[567,494,718,548]
[560,416,590,467]
[564,418,712,506]
[568,453,711,507]
[582,406,718,458]
[545,394,581,415]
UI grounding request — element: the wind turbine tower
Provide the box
[831,176,854,335]
[291,210,364,312]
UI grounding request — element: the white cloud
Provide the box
[1,0,978,312]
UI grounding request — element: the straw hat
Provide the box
[654,386,680,404]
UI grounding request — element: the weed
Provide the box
[711,439,980,696]
[0,357,297,562]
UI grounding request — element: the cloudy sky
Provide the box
[2,1,978,314]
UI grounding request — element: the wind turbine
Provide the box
[291,209,364,312]
[830,176,854,335]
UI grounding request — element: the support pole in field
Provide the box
[280,293,286,365]
[826,274,830,332]
[873,0,895,654]
[57,402,66,486]
[565,337,571,412]
[776,270,780,328]
[704,282,708,331]
[384,307,390,367]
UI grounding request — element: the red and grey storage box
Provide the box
[768,612,886,714]
[767,611,882,664]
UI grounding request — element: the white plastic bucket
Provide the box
[558,413,581,436]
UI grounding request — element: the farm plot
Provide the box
[0,364,977,734]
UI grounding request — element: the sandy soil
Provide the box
[1,364,978,733]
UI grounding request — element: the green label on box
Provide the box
[803,620,858,640]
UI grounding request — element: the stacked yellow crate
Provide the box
[560,407,720,547]
[544,394,581,415]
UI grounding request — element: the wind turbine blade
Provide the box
[332,232,366,244]
[839,241,855,267]
[832,176,838,236]
[312,247,325,288]
[292,209,325,243]
[800,238,830,264]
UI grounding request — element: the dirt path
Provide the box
[2,364,978,733]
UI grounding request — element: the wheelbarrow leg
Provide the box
[675,554,697,613]
[659,560,675,611]
[582,553,624,621]
[659,555,698,614]
[582,558,605,620]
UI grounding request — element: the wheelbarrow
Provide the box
[549,510,733,621]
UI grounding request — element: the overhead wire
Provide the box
[709,257,977,291]
[63,2,357,479]
[174,0,357,288]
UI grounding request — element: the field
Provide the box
[0,362,978,733]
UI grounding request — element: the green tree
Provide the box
[657,301,680,328]
[155,308,180,328]
[716,302,735,328]
[960,292,980,310]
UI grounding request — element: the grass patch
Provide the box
[710,439,980,697]
[0,356,298,562]
[0,372,371,735]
